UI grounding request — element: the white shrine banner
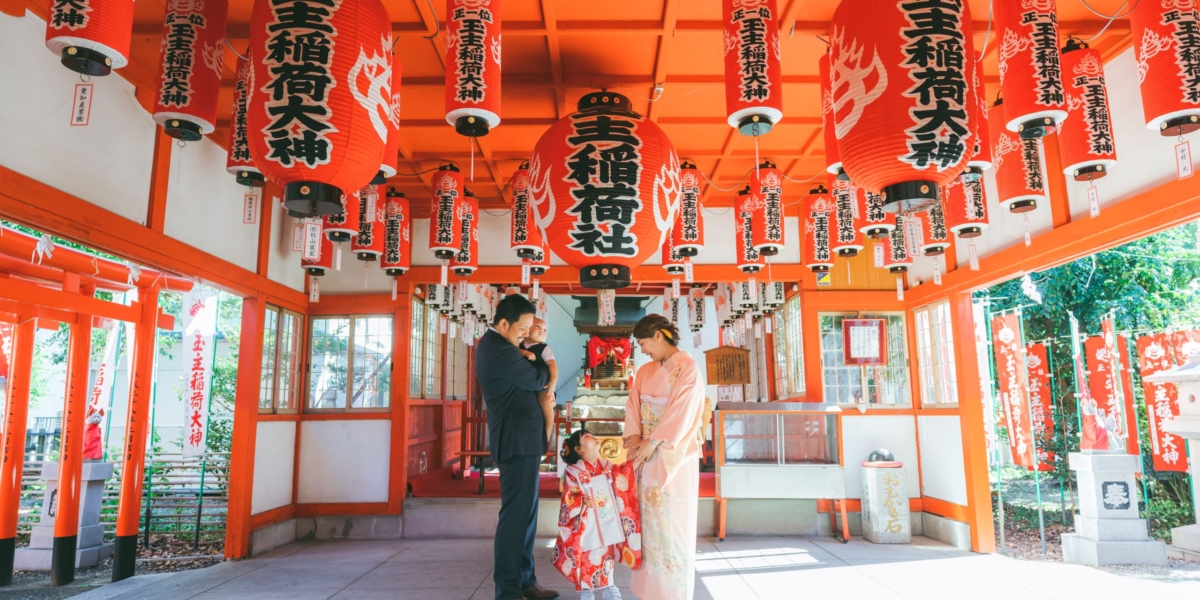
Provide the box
[181,288,218,459]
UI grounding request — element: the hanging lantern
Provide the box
[688,285,706,330]
[150,0,228,141]
[1131,2,1200,135]
[1059,39,1118,181]
[881,216,912,274]
[662,227,686,276]
[435,284,455,314]
[819,52,846,179]
[943,177,989,238]
[803,184,834,273]
[429,164,464,259]
[382,189,410,276]
[527,92,681,289]
[734,282,757,314]
[509,161,543,259]
[763,281,785,309]
[444,0,502,137]
[963,56,992,181]
[452,190,479,276]
[734,187,764,275]
[995,0,1066,138]
[529,241,551,276]
[45,0,134,76]
[828,175,864,257]
[990,100,1045,213]
[855,183,893,239]
[352,186,385,261]
[373,50,402,184]
[248,0,392,217]
[715,283,731,326]
[749,159,785,256]
[672,159,704,256]
[722,0,783,135]
[323,191,362,243]
[303,234,334,276]
[226,55,265,188]
[915,201,951,256]
[830,0,974,212]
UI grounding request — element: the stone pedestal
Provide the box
[14,462,115,570]
[860,461,910,544]
[1061,452,1167,566]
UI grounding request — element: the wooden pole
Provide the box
[0,318,37,585]
[948,292,998,553]
[50,306,93,585]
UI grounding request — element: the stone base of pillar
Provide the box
[1062,452,1166,566]
[13,462,115,571]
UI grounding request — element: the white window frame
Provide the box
[914,301,958,407]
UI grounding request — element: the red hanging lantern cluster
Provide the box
[1059,39,1118,181]
[943,177,989,238]
[150,0,228,141]
[45,0,134,76]
[722,0,784,135]
[672,160,704,257]
[509,161,543,259]
[444,0,502,137]
[803,184,834,273]
[881,215,911,274]
[324,191,362,243]
[527,92,681,289]
[1130,1,1200,135]
[662,228,686,276]
[452,190,479,276]
[820,52,845,179]
[374,51,402,183]
[749,160,785,255]
[828,175,863,257]
[248,0,393,217]
[226,55,265,188]
[995,0,1067,138]
[915,201,951,256]
[734,187,764,275]
[429,164,464,259]
[352,185,385,261]
[990,100,1045,213]
[382,189,411,276]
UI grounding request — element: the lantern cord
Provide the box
[422,0,441,39]
[470,140,475,182]
[392,164,455,177]
[224,39,248,61]
[978,0,994,56]
[814,35,827,45]
[779,171,824,184]
[696,167,753,192]
[1081,0,1137,41]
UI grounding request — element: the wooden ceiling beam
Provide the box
[647,0,681,123]
[539,0,567,118]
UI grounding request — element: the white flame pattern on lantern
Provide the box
[201,41,225,79]
[1136,28,1172,84]
[830,26,887,140]
[997,29,1031,81]
[348,36,396,143]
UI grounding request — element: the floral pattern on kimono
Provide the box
[552,459,642,591]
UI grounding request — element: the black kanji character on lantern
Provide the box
[50,0,89,29]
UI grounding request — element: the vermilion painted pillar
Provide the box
[224,296,263,559]
[111,287,160,582]
[0,318,36,585]
[948,292,997,553]
[51,312,93,585]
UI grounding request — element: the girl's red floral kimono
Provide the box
[552,458,642,591]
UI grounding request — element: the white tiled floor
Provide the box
[77,536,1200,600]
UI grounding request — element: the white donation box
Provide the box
[860,460,911,544]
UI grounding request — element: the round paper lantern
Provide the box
[830,0,974,212]
[303,234,333,276]
[964,55,993,180]
[855,183,893,239]
[881,216,912,274]
[527,91,681,289]
[382,189,411,276]
[509,161,543,259]
[803,184,834,273]
[452,190,479,276]
[1130,1,1200,135]
[323,191,362,243]
[662,227,686,276]
[352,186,385,261]
[151,0,228,141]
[672,159,704,257]
[990,99,1045,213]
[529,240,550,276]
[444,0,502,136]
[915,201,951,256]
[734,187,765,274]
[748,160,785,256]
[828,175,864,257]
[722,0,784,135]
[943,177,988,238]
[995,0,1066,138]
[248,0,392,217]
[819,52,845,178]
[374,50,402,183]
[45,0,134,76]
[1059,39,1118,181]
[226,55,265,187]
[429,164,464,259]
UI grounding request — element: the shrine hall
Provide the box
[1,0,1200,598]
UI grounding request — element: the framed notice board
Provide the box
[842,318,887,366]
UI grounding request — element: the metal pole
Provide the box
[194,310,220,549]
[984,305,1005,554]
[1119,332,1152,507]
[1046,341,1069,526]
[1016,309,1048,555]
[102,322,124,463]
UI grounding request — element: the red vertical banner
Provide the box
[0,322,12,381]
[1025,342,1055,471]
[1169,330,1200,363]
[1136,334,1188,472]
[1116,335,1141,457]
[1084,334,1124,450]
[992,314,1036,468]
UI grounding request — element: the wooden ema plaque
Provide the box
[704,346,751,385]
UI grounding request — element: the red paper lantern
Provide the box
[429,164,464,259]
[452,190,479,276]
[151,0,228,141]
[830,0,974,212]
[943,177,989,238]
[1060,40,1118,181]
[990,100,1045,213]
[914,201,951,256]
[1130,1,1200,135]
[374,51,402,183]
[527,92,681,289]
[529,240,550,276]
[323,191,362,243]
[881,215,912,274]
[855,182,892,239]
[662,228,686,276]
[382,189,411,276]
[734,187,765,274]
[803,184,834,273]
[509,161,544,259]
[819,52,845,178]
[672,160,704,257]
[303,234,334,276]
[226,55,265,188]
[45,0,134,76]
[444,0,502,137]
[828,175,863,257]
[248,0,392,217]
[352,185,385,261]
[722,0,784,135]
[995,0,1066,138]
[749,160,785,255]
[964,54,992,179]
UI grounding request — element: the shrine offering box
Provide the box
[714,402,844,500]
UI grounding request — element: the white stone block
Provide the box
[921,513,971,551]
[250,519,297,557]
[1075,514,1149,541]
[1062,533,1167,566]
[1172,523,1200,552]
[860,465,910,544]
[1075,470,1141,520]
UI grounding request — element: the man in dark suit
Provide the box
[475,294,558,600]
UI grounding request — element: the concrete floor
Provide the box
[73,536,1200,600]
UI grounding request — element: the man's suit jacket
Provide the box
[475,328,550,462]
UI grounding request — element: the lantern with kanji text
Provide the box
[352,185,385,261]
[672,159,704,256]
[382,189,411,276]
[749,159,785,256]
[373,49,402,183]
[943,177,988,238]
[990,99,1045,213]
[820,51,845,179]
[452,190,479,276]
[324,191,362,243]
[881,215,912,274]
[444,0,502,137]
[509,161,543,259]
[963,55,992,180]
[856,183,892,239]
[734,186,765,275]
[828,175,864,257]
[662,226,687,276]
[303,233,334,276]
[995,0,1066,138]
[151,0,228,141]
[915,201,951,256]
[429,164,464,259]
[45,0,134,76]
[1059,39,1118,181]
[803,184,834,273]
[722,0,784,135]
[529,241,550,276]
[1130,1,1200,135]
[226,55,265,187]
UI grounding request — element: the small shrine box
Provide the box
[704,346,751,385]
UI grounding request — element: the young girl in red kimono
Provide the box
[553,429,641,600]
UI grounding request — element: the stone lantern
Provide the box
[1145,352,1200,561]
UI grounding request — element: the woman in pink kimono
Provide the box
[623,315,706,600]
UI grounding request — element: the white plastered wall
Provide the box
[265,196,306,292]
[252,421,297,514]
[163,138,258,271]
[916,415,969,506]
[840,415,920,499]
[297,420,390,503]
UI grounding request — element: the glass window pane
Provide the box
[277,312,300,411]
[410,303,425,397]
[353,317,393,408]
[782,414,838,464]
[309,317,350,409]
[260,308,279,411]
[722,414,778,464]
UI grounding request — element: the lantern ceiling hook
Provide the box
[79,73,89,83]
[422,0,441,39]
[223,38,248,61]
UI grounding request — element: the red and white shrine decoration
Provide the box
[1130,1,1200,135]
[914,201,951,256]
[855,184,892,239]
[180,287,218,458]
[452,190,479,276]
[992,314,1037,469]
[382,189,411,276]
[444,0,502,137]
[352,185,385,261]
[509,161,544,259]
[1137,334,1188,472]
[828,175,864,257]
[324,191,362,243]
[803,184,834,273]
[1025,342,1056,472]
[302,229,334,276]
[1059,39,1118,181]
[672,160,704,257]
[942,177,989,238]
[151,0,228,142]
[964,55,993,180]
[820,52,845,179]
[248,0,393,217]
[45,0,134,76]
[748,160,785,256]
[830,0,974,212]
[721,0,783,135]
[990,100,1045,212]
[527,92,681,289]
[995,0,1067,138]
[881,215,912,274]
[662,228,686,276]
[734,187,764,274]
[529,240,550,276]
[374,49,402,183]
[429,164,464,259]
[226,55,265,187]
